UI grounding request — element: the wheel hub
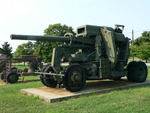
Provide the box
[63,64,86,92]
[71,72,82,83]
[10,74,16,81]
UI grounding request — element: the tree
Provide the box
[136,42,150,62]
[0,42,12,57]
[33,41,52,63]
[134,37,150,46]
[44,23,75,36]
[130,45,138,59]
[13,41,34,57]
[133,31,150,46]
[34,23,75,62]
[130,31,150,62]
[142,31,150,37]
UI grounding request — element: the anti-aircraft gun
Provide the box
[11,25,148,92]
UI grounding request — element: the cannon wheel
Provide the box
[127,61,147,82]
[1,73,6,82]
[1,73,4,80]
[6,73,19,83]
[40,65,58,88]
[40,64,49,86]
[63,65,86,92]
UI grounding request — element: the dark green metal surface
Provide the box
[11,35,70,42]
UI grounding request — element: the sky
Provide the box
[0,0,150,52]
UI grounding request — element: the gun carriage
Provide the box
[11,25,148,91]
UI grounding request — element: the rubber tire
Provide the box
[6,73,19,83]
[40,65,58,88]
[127,61,147,82]
[63,65,86,92]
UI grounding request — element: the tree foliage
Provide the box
[13,41,34,57]
[44,23,75,36]
[134,37,150,46]
[0,42,12,57]
[130,45,138,58]
[34,23,75,62]
[13,23,75,62]
[130,31,150,62]
[136,42,150,61]
[142,31,150,37]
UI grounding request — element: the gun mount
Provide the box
[10,25,148,91]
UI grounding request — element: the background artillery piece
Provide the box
[0,55,42,83]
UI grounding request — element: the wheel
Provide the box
[40,64,49,86]
[6,73,19,83]
[1,73,4,80]
[63,65,86,92]
[127,61,148,82]
[40,65,58,88]
[0,71,7,82]
[1,73,6,82]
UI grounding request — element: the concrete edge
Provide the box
[21,80,150,103]
[50,81,150,103]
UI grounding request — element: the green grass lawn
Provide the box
[14,64,29,70]
[0,67,150,113]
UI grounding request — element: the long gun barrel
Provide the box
[10,34,94,45]
[11,34,70,42]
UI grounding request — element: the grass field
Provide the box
[14,64,29,70]
[0,67,150,113]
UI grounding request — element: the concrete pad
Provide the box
[21,79,150,103]
[0,82,7,85]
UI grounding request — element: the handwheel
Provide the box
[40,64,58,88]
[40,64,49,86]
